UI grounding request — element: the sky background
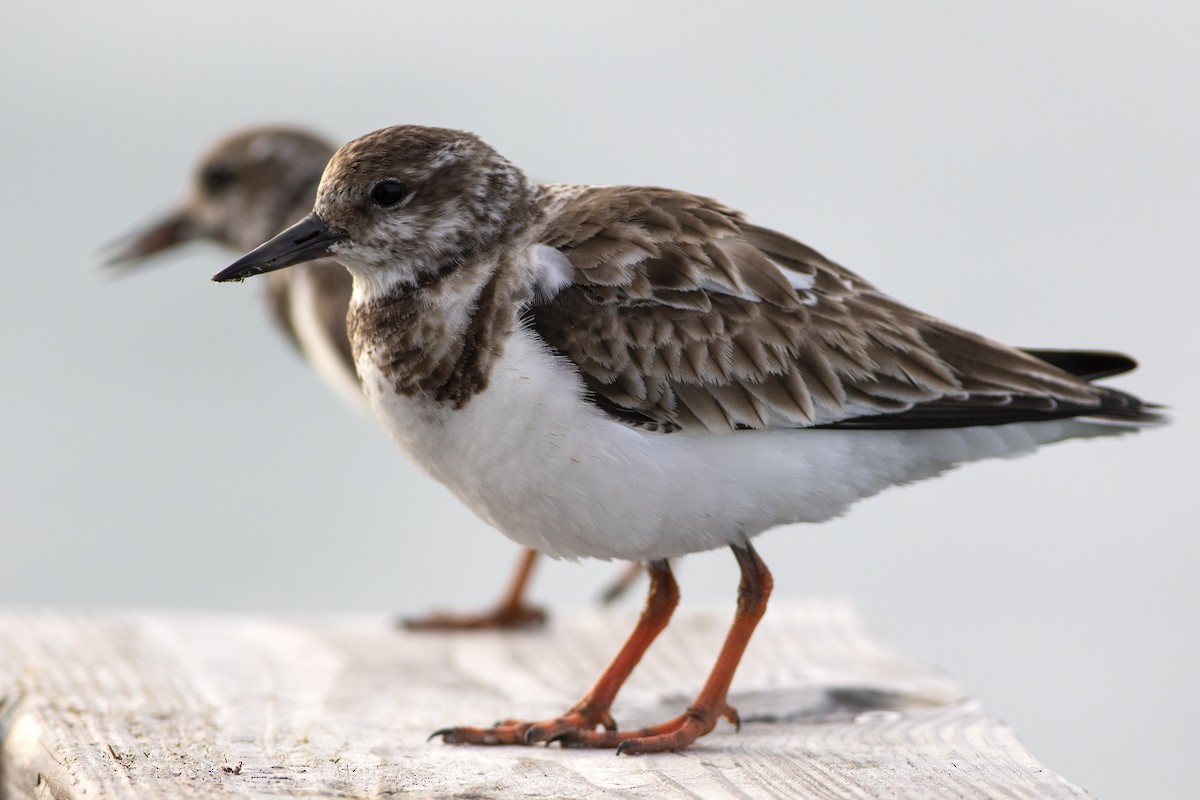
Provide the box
[3,3,1197,797]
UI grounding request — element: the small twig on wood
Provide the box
[106,743,131,768]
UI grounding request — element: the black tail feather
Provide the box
[1020,349,1137,381]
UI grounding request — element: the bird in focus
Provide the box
[105,125,626,630]
[214,124,1161,754]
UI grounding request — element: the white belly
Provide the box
[357,326,1120,561]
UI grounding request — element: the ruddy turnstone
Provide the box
[214,124,1160,754]
[106,125,599,630]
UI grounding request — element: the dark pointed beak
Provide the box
[212,214,345,283]
[102,208,198,270]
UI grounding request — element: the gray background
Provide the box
[3,2,1196,797]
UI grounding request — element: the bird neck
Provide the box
[347,254,527,409]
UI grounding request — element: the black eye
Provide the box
[371,180,411,207]
[201,164,236,194]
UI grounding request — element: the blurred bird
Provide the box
[106,125,640,629]
[215,124,1161,754]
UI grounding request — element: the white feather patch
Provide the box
[530,244,574,300]
[783,268,817,291]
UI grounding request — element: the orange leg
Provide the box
[562,542,773,754]
[402,548,547,631]
[431,542,773,754]
[431,558,679,745]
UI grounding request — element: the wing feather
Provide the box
[528,185,1149,433]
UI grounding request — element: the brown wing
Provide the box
[528,184,1147,433]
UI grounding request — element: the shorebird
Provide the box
[106,125,616,630]
[214,124,1160,754]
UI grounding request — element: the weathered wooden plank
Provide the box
[0,604,1089,799]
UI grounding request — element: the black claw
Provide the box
[615,740,635,756]
[732,710,742,732]
[523,727,540,746]
[429,727,457,743]
[604,718,618,732]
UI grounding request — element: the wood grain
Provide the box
[0,604,1089,799]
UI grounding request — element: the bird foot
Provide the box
[560,703,740,754]
[399,603,547,632]
[431,708,617,746]
[431,703,738,754]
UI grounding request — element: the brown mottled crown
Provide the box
[315,126,538,281]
